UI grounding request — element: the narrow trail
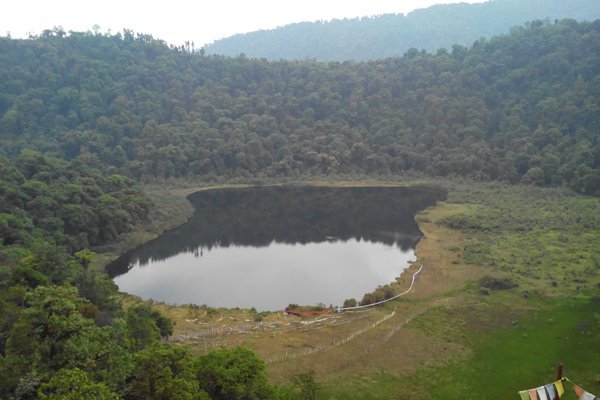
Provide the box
[339,264,424,311]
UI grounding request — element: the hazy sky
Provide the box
[2,0,486,47]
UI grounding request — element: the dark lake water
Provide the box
[107,186,444,311]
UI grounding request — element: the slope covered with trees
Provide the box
[0,156,306,397]
[0,147,308,399]
[0,152,152,252]
[1,19,599,194]
[204,0,600,61]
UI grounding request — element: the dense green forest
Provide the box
[1,19,600,194]
[204,0,600,61]
[0,152,151,252]
[0,157,308,397]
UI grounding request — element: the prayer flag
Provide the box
[537,387,549,400]
[545,383,556,399]
[574,384,600,400]
[580,391,597,400]
[519,390,530,400]
[554,380,564,397]
[529,389,539,400]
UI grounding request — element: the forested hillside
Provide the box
[1,20,599,194]
[204,0,600,61]
[0,127,300,399]
[0,152,151,252]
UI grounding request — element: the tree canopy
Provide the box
[0,19,599,194]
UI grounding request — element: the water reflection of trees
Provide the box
[107,186,445,277]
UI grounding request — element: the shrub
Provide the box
[342,298,357,308]
[359,285,396,306]
[478,276,517,290]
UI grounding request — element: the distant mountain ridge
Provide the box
[204,0,600,61]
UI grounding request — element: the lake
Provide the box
[107,186,444,311]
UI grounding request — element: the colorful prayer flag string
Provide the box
[518,377,599,400]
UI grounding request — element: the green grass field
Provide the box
[320,295,599,399]
[409,295,598,399]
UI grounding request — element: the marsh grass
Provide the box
[439,182,600,292]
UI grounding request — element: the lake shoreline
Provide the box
[104,182,442,310]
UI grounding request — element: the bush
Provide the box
[360,285,396,306]
[478,276,517,291]
[342,298,357,308]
